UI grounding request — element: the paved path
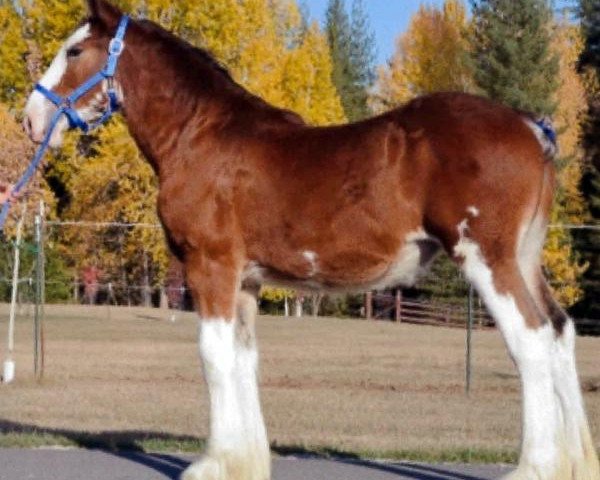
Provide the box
[0,448,513,479]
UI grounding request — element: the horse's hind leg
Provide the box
[454,235,570,480]
[525,269,600,479]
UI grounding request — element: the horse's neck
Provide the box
[117,44,239,177]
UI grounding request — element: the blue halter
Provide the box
[0,16,130,233]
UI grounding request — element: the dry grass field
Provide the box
[1,304,599,460]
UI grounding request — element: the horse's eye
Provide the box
[66,47,83,58]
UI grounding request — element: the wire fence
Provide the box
[2,212,599,335]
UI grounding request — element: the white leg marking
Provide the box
[517,210,600,478]
[553,322,585,455]
[302,251,319,277]
[455,238,566,479]
[200,320,241,453]
[183,318,269,480]
[552,321,600,479]
[516,213,547,306]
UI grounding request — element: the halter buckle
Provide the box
[108,38,124,56]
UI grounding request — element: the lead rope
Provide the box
[0,108,64,233]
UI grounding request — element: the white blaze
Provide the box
[24,24,91,147]
[42,24,91,90]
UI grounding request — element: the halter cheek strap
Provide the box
[0,16,130,233]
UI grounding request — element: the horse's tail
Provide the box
[521,113,558,161]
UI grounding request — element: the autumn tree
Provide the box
[0,3,29,107]
[371,0,473,113]
[0,104,40,231]
[542,21,588,307]
[0,104,71,302]
[8,0,344,302]
[280,22,346,124]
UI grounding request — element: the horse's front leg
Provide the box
[181,253,270,480]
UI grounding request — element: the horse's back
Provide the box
[237,92,553,289]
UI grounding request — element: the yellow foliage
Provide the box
[280,23,346,125]
[540,21,589,307]
[0,104,54,235]
[25,0,85,66]
[57,119,168,286]
[552,21,587,222]
[187,0,344,125]
[543,211,587,307]
[371,0,473,113]
[0,4,29,107]
[260,286,295,303]
[8,0,344,297]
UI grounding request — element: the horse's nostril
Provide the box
[23,116,32,136]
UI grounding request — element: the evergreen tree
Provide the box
[325,0,374,121]
[348,0,376,112]
[574,0,600,319]
[471,0,558,116]
[580,0,600,69]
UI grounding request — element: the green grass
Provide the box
[0,431,204,453]
[0,431,520,464]
[270,441,519,464]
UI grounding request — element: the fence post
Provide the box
[395,289,402,322]
[365,291,373,320]
[34,201,46,380]
[142,250,152,307]
[466,284,474,395]
[3,205,27,384]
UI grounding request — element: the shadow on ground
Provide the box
[0,419,500,479]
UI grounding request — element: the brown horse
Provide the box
[23,1,599,479]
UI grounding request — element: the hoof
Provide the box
[575,429,600,480]
[181,457,220,480]
[502,468,550,480]
[573,447,600,480]
[502,450,600,480]
[181,450,270,480]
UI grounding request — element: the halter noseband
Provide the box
[34,15,130,133]
[0,16,130,233]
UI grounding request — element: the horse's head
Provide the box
[24,0,126,147]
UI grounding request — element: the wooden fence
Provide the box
[368,291,494,329]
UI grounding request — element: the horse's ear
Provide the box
[87,0,122,28]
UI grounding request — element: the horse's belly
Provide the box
[357,231,440,291]
[243,230,440,293]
